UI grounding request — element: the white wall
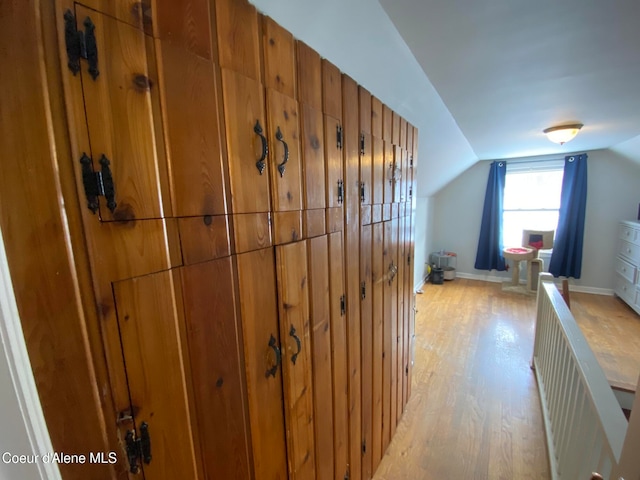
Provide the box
[432,150,640,291]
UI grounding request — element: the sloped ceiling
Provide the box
[251,0,640,196]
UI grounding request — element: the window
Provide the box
[502,161,564,248]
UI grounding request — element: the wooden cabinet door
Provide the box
[389,218,399,438]
[360,132,372,206]
[360,224,373,479]
[262,16,297,98]
[221,68,271,214]
[267,90,303,212]
[301,104,326,210]
[297,41,322,111]
[112,271,199,479]
[328,231,349,480]
[236,249,288,480]
[158,41,227,216]
[179,259,252,480]
[382,105,392,143]
[392,146,402,204]
[325,115,344,209]
[372,136,384,206]
[276,241,316,480]
[322,60,342,120]
[403,213,413,408]
[381,220,393,452]
[359,87,371,135]
[395,215,406,423]
[214,0,262,81]
[342,74,362,480]
[383,141,394,205]
[391,112,401,146]
[71,6,168,221]
[371,222,385,471]
[371,97,382,139]
[307,236,335,480]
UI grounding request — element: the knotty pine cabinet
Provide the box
[34,0,419,479]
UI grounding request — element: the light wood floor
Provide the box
[373,278,551,479]
[372,278,640,479]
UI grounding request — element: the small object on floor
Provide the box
[416,289,423,294]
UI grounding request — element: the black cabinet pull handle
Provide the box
[289,325,301,365]
[275,127,289,178]
[266,334,282,378]
[254,120,268,175]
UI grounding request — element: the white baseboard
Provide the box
[454,272,614,296]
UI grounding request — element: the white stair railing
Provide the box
[532,273,628,479]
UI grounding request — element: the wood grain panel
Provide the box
[276,241,316,480]
[382,204,391,222]
[76,6,166,221]
[361,224,374,480]
[325,115,344,209]
[393,146,402,204]
[399,117,407,150]
[180,259,252,479]
[262,16,297,98]
[273,210,303,245]
[383,141,394,205]
[361,205,372,226]
[113,271,199,479]
[329,231,349,480]
[307,236,335,480]
[342,74,362,480]
[232,213,272,253]
[372,136,384,206]
[304,209,327,238]
[220,68,270,214]
[178,215,230,264]
[371,222,384,471]
[236,249,288,480]
[382,105,392,142]
[371,97,382,139]
[389,218,399,440]
[359,87,372,135]
[326,207,344,234]
[391,112,401,146]
[297,41,322,111]
[158,40,227,216]
[407,124,414,156]
[70,0,152,33]
[214,0,262,81]
[155,0,212,58]
[382,220,393,453]
[372,205,382,224]
[301,104,326,210]
[267,90,303,212]
[396,215,406,423]
[403,213,413,409]
[322,59,342,120]
[361,132,372,205]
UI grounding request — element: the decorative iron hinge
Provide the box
[125,422,152,474]
[336,124,343,150]
[362,439,367,454]
[344,467,350,480]
[406,365,409,375]
[337,179,344,204]
[360,182,365,203]
[80,153,117,214]
[340,295,346,316]
[64,10,99,80]
[409,186,413,198]
[407,253,411,266]
[360,282,366,300]
[360,133,365,155]
[410,155,413,168]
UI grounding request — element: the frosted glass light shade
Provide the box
[543,124,583,145]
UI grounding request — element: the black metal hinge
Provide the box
[337,179,344,204]
[360,182,365,203]
[80,153,117,214]
[407,253,411,266]
[406,365,409,375]
[337,124,343,150]
[340,295,346,316]
[410,155,413,168]
[64,10,99,80]
[360,133,365,155]
[125,422,152,474]
[360,281,366,300]
[409,186,413,198]
[344,467,350,480]
[362,439,367,454]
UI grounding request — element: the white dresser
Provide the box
[614,220,640,314]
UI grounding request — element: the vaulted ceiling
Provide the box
[251,0,640,196]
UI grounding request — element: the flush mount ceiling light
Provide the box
[543,124,583,145]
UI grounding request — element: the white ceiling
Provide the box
[378,0,640,161]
